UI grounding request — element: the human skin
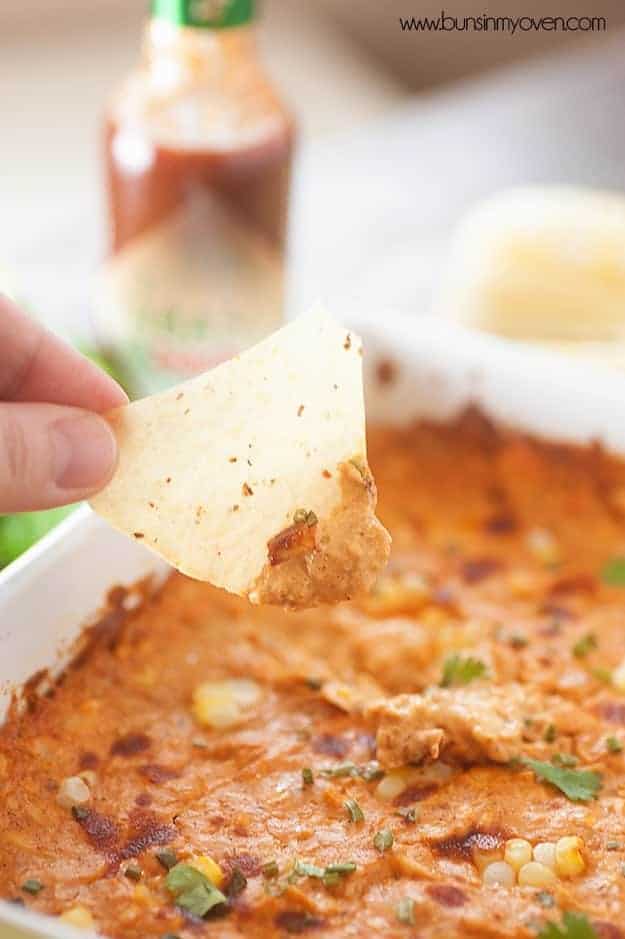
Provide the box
[0,294,127,512]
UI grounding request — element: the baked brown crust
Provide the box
[1,413,625,937]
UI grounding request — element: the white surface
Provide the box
[3,312,625,937]
[289,29,625,319]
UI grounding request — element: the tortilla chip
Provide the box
[90,311,390,607]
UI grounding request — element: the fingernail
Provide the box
[52,414,117,491]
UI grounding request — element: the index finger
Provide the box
[0,295,128,412]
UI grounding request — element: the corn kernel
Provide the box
[533,842,556,869]
[192,678,261,729]
[57,776,90,810]
[473,843,504,872]
[482,861,516,887]
[526,528,561,565]
[518,861,557,887]
[554,836,586,878]
[190,854,224,887]
[375,767,419,802]
[504,838,533,872]
[59,906,94,929]
[613,656,625,692]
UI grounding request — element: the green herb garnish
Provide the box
[262,860,279,879]
[344,798,365,823]
[165,863,226,917]
[544,724,557,743]
[551,752,578,768]
[523,758,601,802]
[293,509,318,527]
[319,762,360,778]
[537,911,598,939]
[155,849,178,870]
[294,860,324,879]
[395,807,417,823]
[227,867,247,899]
[607,736,623,754]
[21,879,43,896]
[302,767,314,786]
[592,667,612,685]
[601,556,625,586]
[325,862,357,875]
[319,760,383,781]
[395,897,416,926]
[123,862,142,882]
[572,633,597,658]
[536,890,555,908]
[373,829,394,853]
[440,653,487,687]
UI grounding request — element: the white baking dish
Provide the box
[2,312,625,939]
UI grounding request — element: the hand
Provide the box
[0,295,127,513]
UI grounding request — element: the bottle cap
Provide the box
[151,0,255,28]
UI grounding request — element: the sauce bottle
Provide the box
[97,0,295,395]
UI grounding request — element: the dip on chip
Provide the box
[90,312,391,608]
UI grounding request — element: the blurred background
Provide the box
[2,0,625,562]
[1,0,623,334]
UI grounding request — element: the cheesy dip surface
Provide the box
[1,414,625,938]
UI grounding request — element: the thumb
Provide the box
[0,403,118,513]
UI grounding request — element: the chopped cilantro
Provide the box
[373,829,394,853]
[227,867,247,899]
[302,767,314,786]
[592,667,612,685]
[155,849,178,871]
[165,863,226,917]
[536,911,598,939]
[601,556,625,586]
[440,653,487,687]
[395,807,417,823]
[21,879,43,895]
[572,634,597,658]
[294,860,324,879]
[262,860,279,879]
[344,798,365,823]
[325,862,356,875]
[319,760,383,780]
[319,762,360,778]
[123,862,142,882]
[544,724,557,743]
[523,758,602,802]
[551,752,578,768]
[606,736,623,754]
[395,897,416,925]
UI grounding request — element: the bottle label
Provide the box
[151,0,255,29]
[96,192,284,396]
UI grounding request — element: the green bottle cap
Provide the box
[151,0,255,29]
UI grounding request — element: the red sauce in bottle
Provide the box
[98,6,295,394]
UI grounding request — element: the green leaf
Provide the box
[0,506,76,568]
[537,911,598,939]
[606,735,623,754]
[344,798,364,823]
[601,556,625,586]
[523,758,602,802]
[373,829,394,853]
[440,653,487,687]
[572,633,597,658]
[165,863,226,917]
